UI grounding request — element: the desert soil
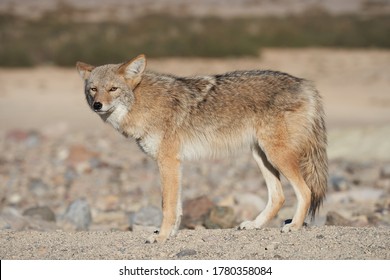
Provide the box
[0,49,390,259]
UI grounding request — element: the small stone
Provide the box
[23,206,56,222]
[64,167,78,184]
[0,216,11,230]
[62,198,92,230]
[28,178,49,197]
[67,145,97,165]
[380,164,390,179]
[351,215,370,227]
[6,130,29,142]
[66,145,99,173]
[0,208,28,230]
[129,206,162,229]
[182,196,214,229]
[176,249,197,258]
[325,211,352,226]
[8,193,22,204]
[329,175,350,191]
[25,131,41,147]
[204,206,235,229]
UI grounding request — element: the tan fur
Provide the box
[76,55,328,243]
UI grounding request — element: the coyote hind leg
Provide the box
[239,145,285,230]
[266,147,311,232]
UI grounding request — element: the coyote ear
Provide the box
[76,61,95,80]
[118,54,146,80]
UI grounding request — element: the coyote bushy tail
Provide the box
[299,84,328,219]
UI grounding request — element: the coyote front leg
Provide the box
[147,145,182,243]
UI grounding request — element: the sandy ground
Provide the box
[0,49,390,259]
[1,226,389,259]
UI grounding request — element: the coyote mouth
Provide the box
[94,106,114,115]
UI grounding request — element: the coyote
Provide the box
[76,55,327,243]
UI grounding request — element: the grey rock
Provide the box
[130,206,162,229]
[28,178,49,197]
[63,198,92,230]
[0,207,57,231]
[176,249,197,258]
[0,216,12,230]
[204,206,236,229]
[0,208,28,230]
[23,206,56,222]
[329,175,350,191]
[325,211,352,226]
[380,164,390,179]
[25,131,41,148]
[64,167,78,185]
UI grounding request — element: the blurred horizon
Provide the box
[0,0,389,67]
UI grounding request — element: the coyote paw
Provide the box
[145,232,168,244]
[281,222,300,233]
[238,220,262,230]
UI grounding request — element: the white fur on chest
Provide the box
[105,103,128,130]
[136,133,162,158]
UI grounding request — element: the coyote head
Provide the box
[76,54,146,116]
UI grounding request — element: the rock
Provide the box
[6,130,41,147]
[64,167,78,185]
[8,193,22,205]
[25,131,41,148]
[325,211,352,226]
[62,199,92,230]
[0,208,28,230]
[0,207,57,231]
[329,175,350,191]
[175,249,197,258]
[182,196,214,229]
[217,194,235,208]
[351,215,370,227]
[375,197,390,214]
[204,206,236,229]
[129,206,162,231]
[23,206,56,222]
[6,130,30,142]
[380,164,390,179]
[28,178,49,197]
[0,216,11,230]
[66,145,99,173]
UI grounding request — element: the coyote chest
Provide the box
[135,133,162,159]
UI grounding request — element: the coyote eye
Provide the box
[90,87,97,92]
[109,87,118,92]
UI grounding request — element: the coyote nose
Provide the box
[93,102,102,111]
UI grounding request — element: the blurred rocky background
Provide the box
[0,0,389,235]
